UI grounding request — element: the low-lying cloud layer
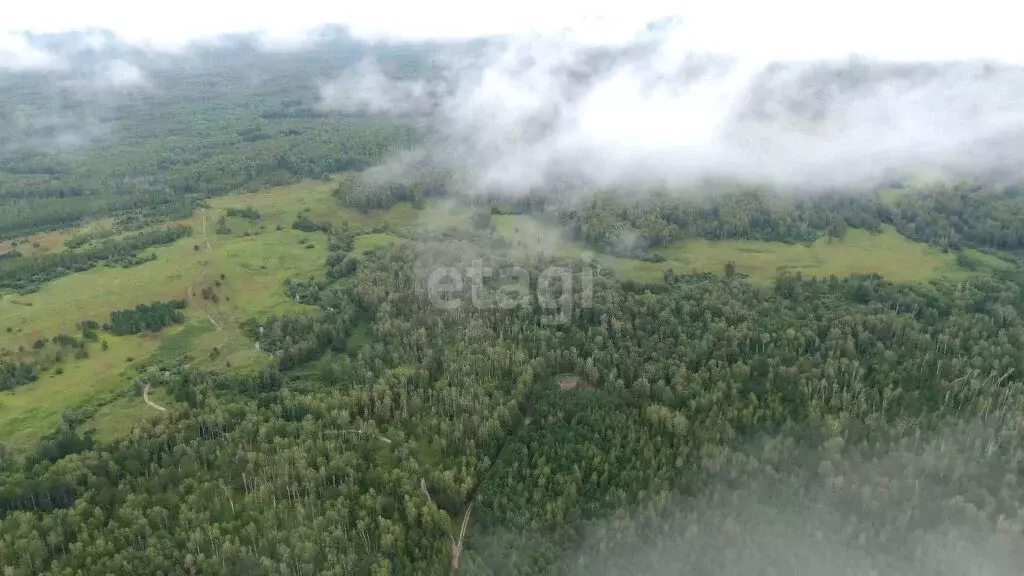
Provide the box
[93,58,148,89]
[7,4,1024,192]
[318,59,432,117]
[562,419,1024,575]
[0,32,65,71]
[321,21,1024,193]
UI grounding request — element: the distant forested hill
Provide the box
[0,28,439,239]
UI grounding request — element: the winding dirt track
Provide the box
[186,211,221,334]
[142,383,167,412]
[147,210,222,411]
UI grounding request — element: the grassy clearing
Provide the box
[493,215,971,284]
[0,226,82,257]
[205,177,472,237]
[0,233,205,352]
[83,386,177,443]
[354,233,405,255]
[0,333,156,449]
[1,177,461,445]
[658,226,970,284]
[962,249,1016,272]
[0,185,340,445]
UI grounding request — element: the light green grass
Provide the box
[0,334,156,449]
[658,226,969,284]
[0,232,205,352]
[83,386,178,443]
[494,215,970,284]
[2,177,446,446]
[353,233,405,255]
[962,249,1016,272]
[205,177,472,238]
[0,188,334,445]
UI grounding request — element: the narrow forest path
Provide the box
[146,209,226,410]
[143,383,167,412]
[186,210,222,335]
[187,211,211,301]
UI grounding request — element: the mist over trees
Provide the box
[2,18,1024,576]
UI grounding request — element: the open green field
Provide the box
[0,178,478,447]
[658,227,971,284]
[0,333,157,449]
[82,386,178,443]
[0,234,206,352]
[0,183,327,445]
[212,177,473,236]
[493,215,972,284]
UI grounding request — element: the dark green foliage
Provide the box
[200,286,219,303]
[63,227,116,249]
[104,252,157,269]
[225,206,262,220]
[888,182,1024,251]
[104,300,187,335]
[0,359,38,391]
[552,189,888,258]
[290,214,321,232]
[333,174,448,212]
[78,320,99,342]
[2,232,1024,573]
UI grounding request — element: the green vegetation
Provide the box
[0,34,423,240]
[3,229,1024,573]
[494,215,967,284]
[0,333,156,449]
[105,300,188,335]
[3,31,1024,576]
[0,225,192,293]
[224,206,262,220]
[0,184,339,444]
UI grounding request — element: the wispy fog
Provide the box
[556,420,1024,575]
[320,20,1024,194]
[0,32,65,70]
[93,58,148,90]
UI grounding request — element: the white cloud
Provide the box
[95,58,148,89]
[2,0,1023,63]
[318,59,432,116]
[0,32,64,70]
[9,1,1024,191]
[327,19,1024,193]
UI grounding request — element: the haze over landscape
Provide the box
[2,3,1024,575]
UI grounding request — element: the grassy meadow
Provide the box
[493,215,973,284]
[0,177,479,447]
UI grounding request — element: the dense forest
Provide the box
[2,27,1024,576]
[3,215,1024,573]
[0,29,425,240]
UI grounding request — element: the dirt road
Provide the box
[143,383,167,412]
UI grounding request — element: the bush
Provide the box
[225,206,261,220]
